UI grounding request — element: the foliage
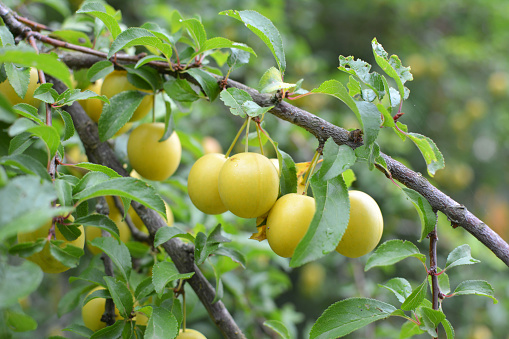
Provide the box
[0,0,507,338]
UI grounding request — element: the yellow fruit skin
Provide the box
[176,328,207,339]
[127,123,182,181]
[0,67,40,106]
[128,201,174,234]
[335,190,383,258]
[101,70,153,121]
[82,287,122,331]
[86,196,131,255]
[188,153,228,215]
[79,80,104,123]
[218,152,279,219]
[266,194,316,258]
[17,215,85,274]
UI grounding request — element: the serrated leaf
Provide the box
[401,187,436,242]
[201,37,255,56]
[134,277,155,301]
[72,171,110,195]
[452,280,497,303]
[445,244,480,271]
[77,2,121,39]
[420,307,446,337]
[277,148,297,195]
[194,232,219,265]
[219,87,252,117]
[441,319,455,339]
[153,226,193,247]
[290,175,349,267]
[73,162,121,178]
[90,237,132,281]
[12,103,43,124]
[372,38,412,100]
[399,320,425,339]
[259,67,295,93]
[152,262,194,297]
[182,18,207,50]
[163,78,200,102]
[73,177,166,219]
[319,140,357,181]
[379,277,412,304]
[124,63,162,91]
[58,110,75,141]
[27,125,60,159]
[309,297,397,339]
[0,26,15,46]
[62,324,94,337]
[213,247,246,268]
[0,261,43,308]
[87,61,114,82]
[144,306,178,339]
[76,214,120,241]
[8,239,46,257]
[9,132,35,155]
[98,91,145,141]
[310,80,358,116]
[49,30,92,48]
[407,133,445,177]
[339,55,385,96]
[103,276,133,319]
[0,48,72,88]
[227,46,252,70]
[186,68,220,101]
[355,101,382,148]
[49,241,84,268]
[365,240,426,271]
[264,320,291,339]
[135,55,167,69]
[401,279,427,311]
[89,320,124,339]
[34,83,59,104]
[220,10,286,74]
[4,63,30,99]
[241,100,273,118]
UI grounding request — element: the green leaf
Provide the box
[134,277,155,301]
[13,103,43,125]
[49,241,84,268]
[55,178,73,208]
[420,307,446,337]
[355,101,382,148]
[98,90,145,141]
[0,48,72,88]
[135,55,167,69]
[319,140,357,181]
[310,80,358,117]
[58,285,92,317]
[186,68,220,101]
[365,240,426,271]
[4,63,30,99]
[87,61,114,82]
[441,319,455,339]
[103,276,133,319]
[73,177,166,219]
[259,67,295,93]
[77,2,122,39]
[241,100,273,118]
[124,63,162,91]
[49,30,92,48]
[407,132,445,177]
[227,46,252,70]
[89,320,124,339]
[182,18,207,50]
[213,247,246,268]
[89,237,132,281]
[445,244,480,271]
[219,87,252,118]
[401,279,427,311]
[338,56,385,96]
[0,26,15,46]
[264,320,291,339]
[0,154,51,180]
[33,83,59,104]
[309,297,397,339]
[0,261,43,308]
[32,0,71,17]
[290,174,349,267]
[8,239,46,257]
[401,187,436,242]
[154,226,194,247]
[379,277,412,304]
[220,10,286,74]
[201,37,255,56]
[9,132,36,156]
[277,148,297,195]
[371,38,412,100]
[75,214,120,241]
[73,162,121,178]
[6,310,37,332]
[27,125,60,159]
[152,262,194,297]
[58,110,75,141]
[144,306,178,339]
[62,324,94,338]
[452,280,497,303]
[163,78,200,102]
[399,321,425,339]
[428,268,450,295]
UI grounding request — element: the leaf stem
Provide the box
[245,117,251,153]
[225,119,248,158]
[303,150,321,195]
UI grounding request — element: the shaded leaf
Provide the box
[77,2,121,39]
[89,237,132,281]
[401,279,427,311]
[452,280,497,303]
[152,262,194,297]
[319,140,357,181]
[407,132,445,177]
[401,187,436,242]
[445,244,480,271]
[264,320,291,339]
[379,277,412,304]
[365,240,426,271]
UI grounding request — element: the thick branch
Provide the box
[48,79,246,339]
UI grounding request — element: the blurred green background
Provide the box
[7,0,509,338]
